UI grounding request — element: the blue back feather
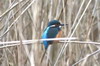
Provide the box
[42,26,61,49]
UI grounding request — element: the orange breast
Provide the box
[56,30,63,38]
[53,30,63,43]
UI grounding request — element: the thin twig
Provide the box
[60,41,100,45]
[0,0,30,31]
[0,39,100,49]
[54,0,92,66]
[0,38,77,45]
[72,49,100,66]
[0,0,23,18]
[71,0,86,29]
[0,0,36,39]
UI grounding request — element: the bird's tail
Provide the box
[40,49,47,63]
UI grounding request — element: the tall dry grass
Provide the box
[0,0,100,66]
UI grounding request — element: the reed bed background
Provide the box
[0,0,100,66]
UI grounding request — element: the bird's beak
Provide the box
[60,24,68,26]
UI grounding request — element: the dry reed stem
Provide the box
[0,0,100,66]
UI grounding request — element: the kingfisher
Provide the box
[40,20,67,63]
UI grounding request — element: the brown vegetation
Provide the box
[0,0,100,66]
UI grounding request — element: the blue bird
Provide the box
[40,20,67,63]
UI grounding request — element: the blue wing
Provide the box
[42,27,60,49]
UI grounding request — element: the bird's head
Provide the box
[47,20,67,27]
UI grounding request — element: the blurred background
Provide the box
[0,0,100,66]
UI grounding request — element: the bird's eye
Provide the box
[56,23,60,26]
